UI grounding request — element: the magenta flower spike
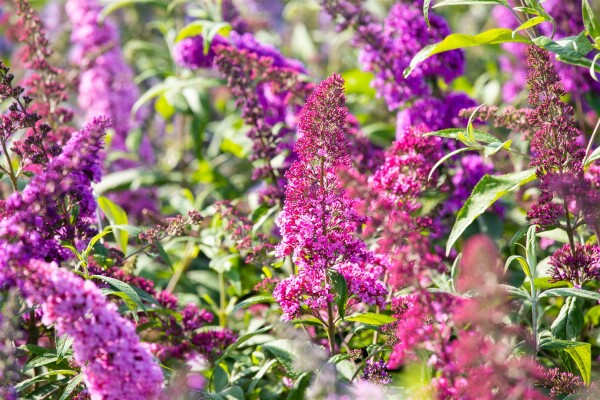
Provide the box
[273,74,386,321]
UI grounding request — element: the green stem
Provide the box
[218,271,226,327]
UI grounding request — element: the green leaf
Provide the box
[23,354,59,371]
[564,343,592,384]
[551,297,584,341]
[539,288,600,301]
[212,325,272,381]
[446,169,536,255]
[526,225,537,277]
[231,295,274,314]
[212,365,229,392]
[329,270,348,320]
[583,0,600,40]
[429,147,475,180]
[345,312,395,326]
[512,16,548,39]
[405,29,530,77]
[132,77,218,116]
[497,284,531,300]
[263,339,308,379]
[533,33,594,60]
[423,0,432,27]
[59,374,84,400]
[55,334,74,362]
[91,275,147,314]
[15,370,77,392]
[432,0,506,8]
[504,255,531,279]
[425,128,501,144]
[286,372,312,400]
[97,196,129,253]
[483,139,512,157]
[585,145,600,165]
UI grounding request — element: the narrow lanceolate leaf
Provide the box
[91,275,147,313]
[446,169,536,255]
[425,128,500,144]
[497,284,531,300]
[423,0,432,27]
[329,270,348,320]
[582,0,600,40]
[512,16,548,39]
[432,0,506,8]
[344,312,395,326]
[405,29,530,77]
[539,288,600,301]
[551,297,584,341]
[97,196,129,253]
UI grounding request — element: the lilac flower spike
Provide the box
[20,259,164,400]
[273,75,386,321]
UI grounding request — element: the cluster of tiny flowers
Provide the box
[213,201,276,266]
[18,259,164,400]
[396,92,475,133]
[0,61,61,169]
[138,210,204,253]
[361,359,391,385]
[524,45,600,230]
[549,243,600,287]
[0,116,109,262]
[323,0,464,110]
[494,0,600,102]
[65,0,157,220]
[12,0,74,143]
[459,105,536,138]
[273,75,386,321]
[537,367,599,398]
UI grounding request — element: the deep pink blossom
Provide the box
[274,75,386,320]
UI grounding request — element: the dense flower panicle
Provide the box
[11,0,74,143]
[524,45,597,229]
[18,259,163,400]
[549,243,600,287]
[0,116,109,261]
[274,75,386,320]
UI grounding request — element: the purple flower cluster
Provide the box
[19,259,164,400]
[273,75,386,320]
[0,116,109,262]
[396,92,475,133]
[358,1,464,110]
[66,0,157,220]
[174,31,305,73]
[549,243,600,287]
[524,46,598,230]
